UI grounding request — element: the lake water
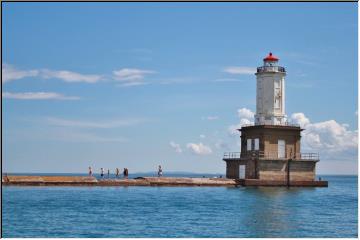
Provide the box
[2,175,357,237]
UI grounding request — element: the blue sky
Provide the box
[2,2,358,174]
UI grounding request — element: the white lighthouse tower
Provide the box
[255,52,287,125]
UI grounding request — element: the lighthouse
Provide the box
[255,52,286,125]
[222,53,325,186]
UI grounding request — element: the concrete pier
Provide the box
[2,175,328,187]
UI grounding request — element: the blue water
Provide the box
[2,175,357,237]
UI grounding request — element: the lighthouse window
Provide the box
[254,138,259,150]
[247,139,252,151]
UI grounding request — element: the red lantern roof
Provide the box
[263,52,279,61]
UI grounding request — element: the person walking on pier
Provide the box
[123,168,128,179]
[100,168,104,178]
[116,168,120,178]
[107,169,110,178]
[88,167,92,177]
[158,165,163,177]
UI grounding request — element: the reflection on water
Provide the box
[2,176,357,238]
[227,187,303,237]
[245,188,292,237]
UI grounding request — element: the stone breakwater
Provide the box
[2,175,328,187]
[2,176,236,186]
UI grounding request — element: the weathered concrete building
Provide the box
[223,53,320,182]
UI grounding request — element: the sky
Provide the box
[2,2,358,174]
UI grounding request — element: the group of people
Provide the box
[88,165,163,179]
[88,167,129,179]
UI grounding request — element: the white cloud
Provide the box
[290,113,357,153]
[290,112,310,128]
[41,69,103,83]
[223,66,256,75]
[2,64,103,84]
[3,64,158,87]
[228,108,255,135]
[112,68,155,87]
[46,117,145,128]
[113,68,155,81]
[169,141,182,153]
[186,142,212,155]
[2,92,80,100]
[2,64,39,83]
[200,134,206,139]
[238,108,255,120]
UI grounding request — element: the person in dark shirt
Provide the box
[124,168,129,179]
[158,165,163,177]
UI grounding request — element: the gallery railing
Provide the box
[257,66,286,73]
[241,122,300,128]
[223,152,241,159]
[223,151,319,160]
[294,152,320,160]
